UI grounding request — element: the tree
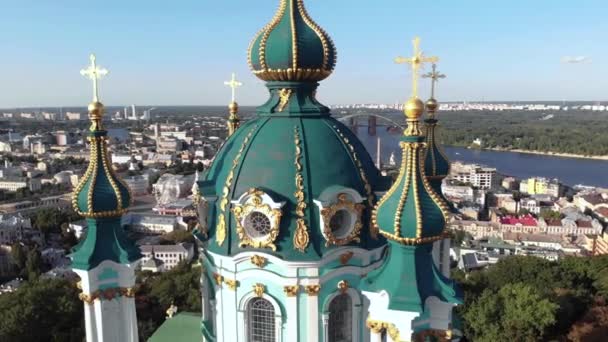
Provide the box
[0,279,84,342]
[25,249,43,280]
[464,283,558,342]
[10,243,26,272]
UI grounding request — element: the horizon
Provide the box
[0,0,606,107]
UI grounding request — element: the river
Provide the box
[352,126,608,188]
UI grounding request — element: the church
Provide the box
[69,0,462,341]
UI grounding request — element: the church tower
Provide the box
[70,54,142,342]
[363,38,462,341]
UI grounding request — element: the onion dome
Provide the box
[372,99,450,244]
[71,54,140,271]
[195,1,388,260]
[248,0,337,82]
[424,98,451,195]
[72,101,132,218]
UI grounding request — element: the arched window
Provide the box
[247,298,276,342]
[328,293,352,342]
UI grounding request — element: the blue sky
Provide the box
[0,0,606,107]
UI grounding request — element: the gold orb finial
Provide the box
[426,98,438,115]
[405,97,424,119]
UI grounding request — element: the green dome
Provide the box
[248,0,337,82]
[372,135,450,244]
[72,128,131,218]
[198,115,386,260]
[424,118,450,194]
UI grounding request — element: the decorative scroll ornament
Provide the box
[78,287,135,305]
[277,88,293,112]
[213,273,224,287]
[253,283,266,297]
[216,125,258,246]
[366,319,401,341]
[293,127,310,252]
[224,278,239,291]
[283,285,299,297]
[232,189,282,251]
[332,125,377,239]
[321,193,365,246]
[250,255,267,268]
[304,284,321,296]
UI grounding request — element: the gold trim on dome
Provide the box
[293,127,310,252]
[232,189,282,251]
[253,68,333,82]
[283,285,299,297]
[296,0,335,71]
[289,0,298,70]
[374,140,451,245]
[253,283,266,297]
[321,193,364,246]
[333,125,377,239]
[216,125,258,246]
[79,287,135,305]
[304,284,321,296]
[277,88,293,112]
[250,255,267,268]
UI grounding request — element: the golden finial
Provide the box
[80,54,108,104]
[422,63,446,99]
[80,54,109,131]
[224,72,242,104]
[224,73,242,137]
[395,37,439,101]
[395,37,438,135]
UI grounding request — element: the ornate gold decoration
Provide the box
[293,127,310,252]
[339,251,354,265]
[78,287,135,305]
[225,73,243,137]
[232,189,282,251]
[213,273,224,287]
[373,140,450,245]
[224,278,239,291]
[304,284,321,296]
[321,193,364,246]
[283,285,299,297]
[216,126,258,246]
[250,255,267,268]
[366,319,401,341]
[247,0,335,82]
[333,125,377,239]
[395,37,438,100]
[337,280,349,294]
[253,283,265,297]
[422,63,446,102]
[277,88,293,112]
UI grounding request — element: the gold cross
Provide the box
[395,37,438,99]
[80,54,108,103]
[224,73,242,103]
[422,64,446,99]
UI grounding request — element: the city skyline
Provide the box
[0,0,606,107]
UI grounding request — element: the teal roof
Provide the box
[73,129,132,218]
[200,110,386,260]
[71,218,142,271]
[70,102,140,271]
[373,135,450,244]
[249,0,336,82]
[424,118,450,180]
[148,313,202,342]
[363,244,462,312]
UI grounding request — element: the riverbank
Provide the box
[473,147,608,161]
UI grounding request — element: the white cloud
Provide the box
[561,56,591,64]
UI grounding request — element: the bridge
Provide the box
[337,113,405,130]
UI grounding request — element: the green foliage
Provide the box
[464,283,558,342]
[457,255,608,340]
[160,230,195,245]
[436,110,608,156]
[25,249,42,280]
[540,210,564,221]
[0,279,84,342]
[135,262,201,341]
[30,207,80,236]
